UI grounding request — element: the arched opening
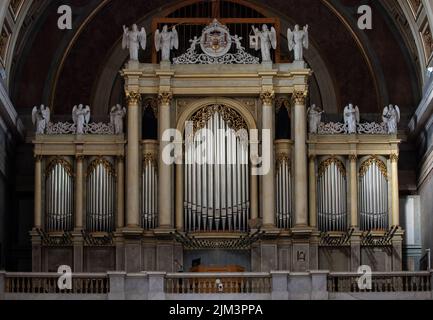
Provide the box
[183,104,250,232]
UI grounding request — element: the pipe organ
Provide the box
[31,58,403,274]
[86,157,116,233]
[45,158,74,232]
[184,105,250,232]
[317,157,347,232]
[275,154,292,229]
[141,154,158,230]
[359,156,389,231]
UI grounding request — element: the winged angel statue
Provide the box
[122,24,147,61]
[382,104,400,134]
[251,24,277,62]
[32,104,50,134]
[344,103,360,134]
[287,25,309,61]
[110,104,127,134]
[155,25,179,61]
[72,104,91,134]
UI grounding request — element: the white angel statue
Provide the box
[110,104,127,134]
[32,104,50,134]
[307,104,324,134]
[382,104,400,134]
[344,103,360,134]
[155,25,179,61]
[251,24,277,62]
[122,24,146,61]
[72,104,91,135]
[287,25,309,61]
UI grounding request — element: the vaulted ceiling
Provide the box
[7,0,423,117]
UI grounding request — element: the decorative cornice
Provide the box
[291,90,308,105]
[125,91,142,104]
[158,91,173,105]
[260,90,275,105]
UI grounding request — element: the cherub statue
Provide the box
[122,24,146,61]
[287,25,309,61]
[307,104,324,134]
[382,104,400,134]
[32,104,50,134]
[188,36,200,53]
[155,25,179,61]
[251,24,277,62]
[232,35,244,51]
[72,104,91,134]
[110,104,127,134]
[344,103,360,134]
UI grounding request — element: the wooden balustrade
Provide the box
[327,272,432,293]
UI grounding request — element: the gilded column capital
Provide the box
[117,155,125,162]
[390,154,399,162]
[291,90,308,105]
[276,153,290,166]
[260,90,275,105]
[125,91,142,104]
[158,91,173,105]
[34,155,43,161]
[309,155,316,162]
[349,154,358,162]
[75,155,85,161]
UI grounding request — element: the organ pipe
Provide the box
[45,158,74,232]
[141,155,158,230]
[86,158,116,232]
[276,154,292,229]
[317,157,347,232]
[359,157,389,231]
[184,106,249,232]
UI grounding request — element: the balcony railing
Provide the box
[327,272,432,293]
[4,273,109,294]
[165,272,272,294]
[0,271,432,300]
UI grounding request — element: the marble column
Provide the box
[125,92,141,228]
[308,156,317,228]
[75,156,84,230]
[293,90,308,227]
[250,138,259,222]
[260,91,275,228]
[175,140,183,230]
[349,155,358,228]
[34,156,43,229]
[391,154,400,227]
[116,156,125,229]
[158,92,173,229]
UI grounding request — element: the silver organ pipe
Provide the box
[317,158,347,232]
[141,155,158,230]
[276,155,292,229]
[184,106,249,232]
[86,158,115,232]
[359,157,388,231]
[45,159,74,232]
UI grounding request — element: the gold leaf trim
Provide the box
[45,157,74,177]
[359,156,388,180]
[87,157,116,177]
[318,157,346,177]
[189,104,248,134]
